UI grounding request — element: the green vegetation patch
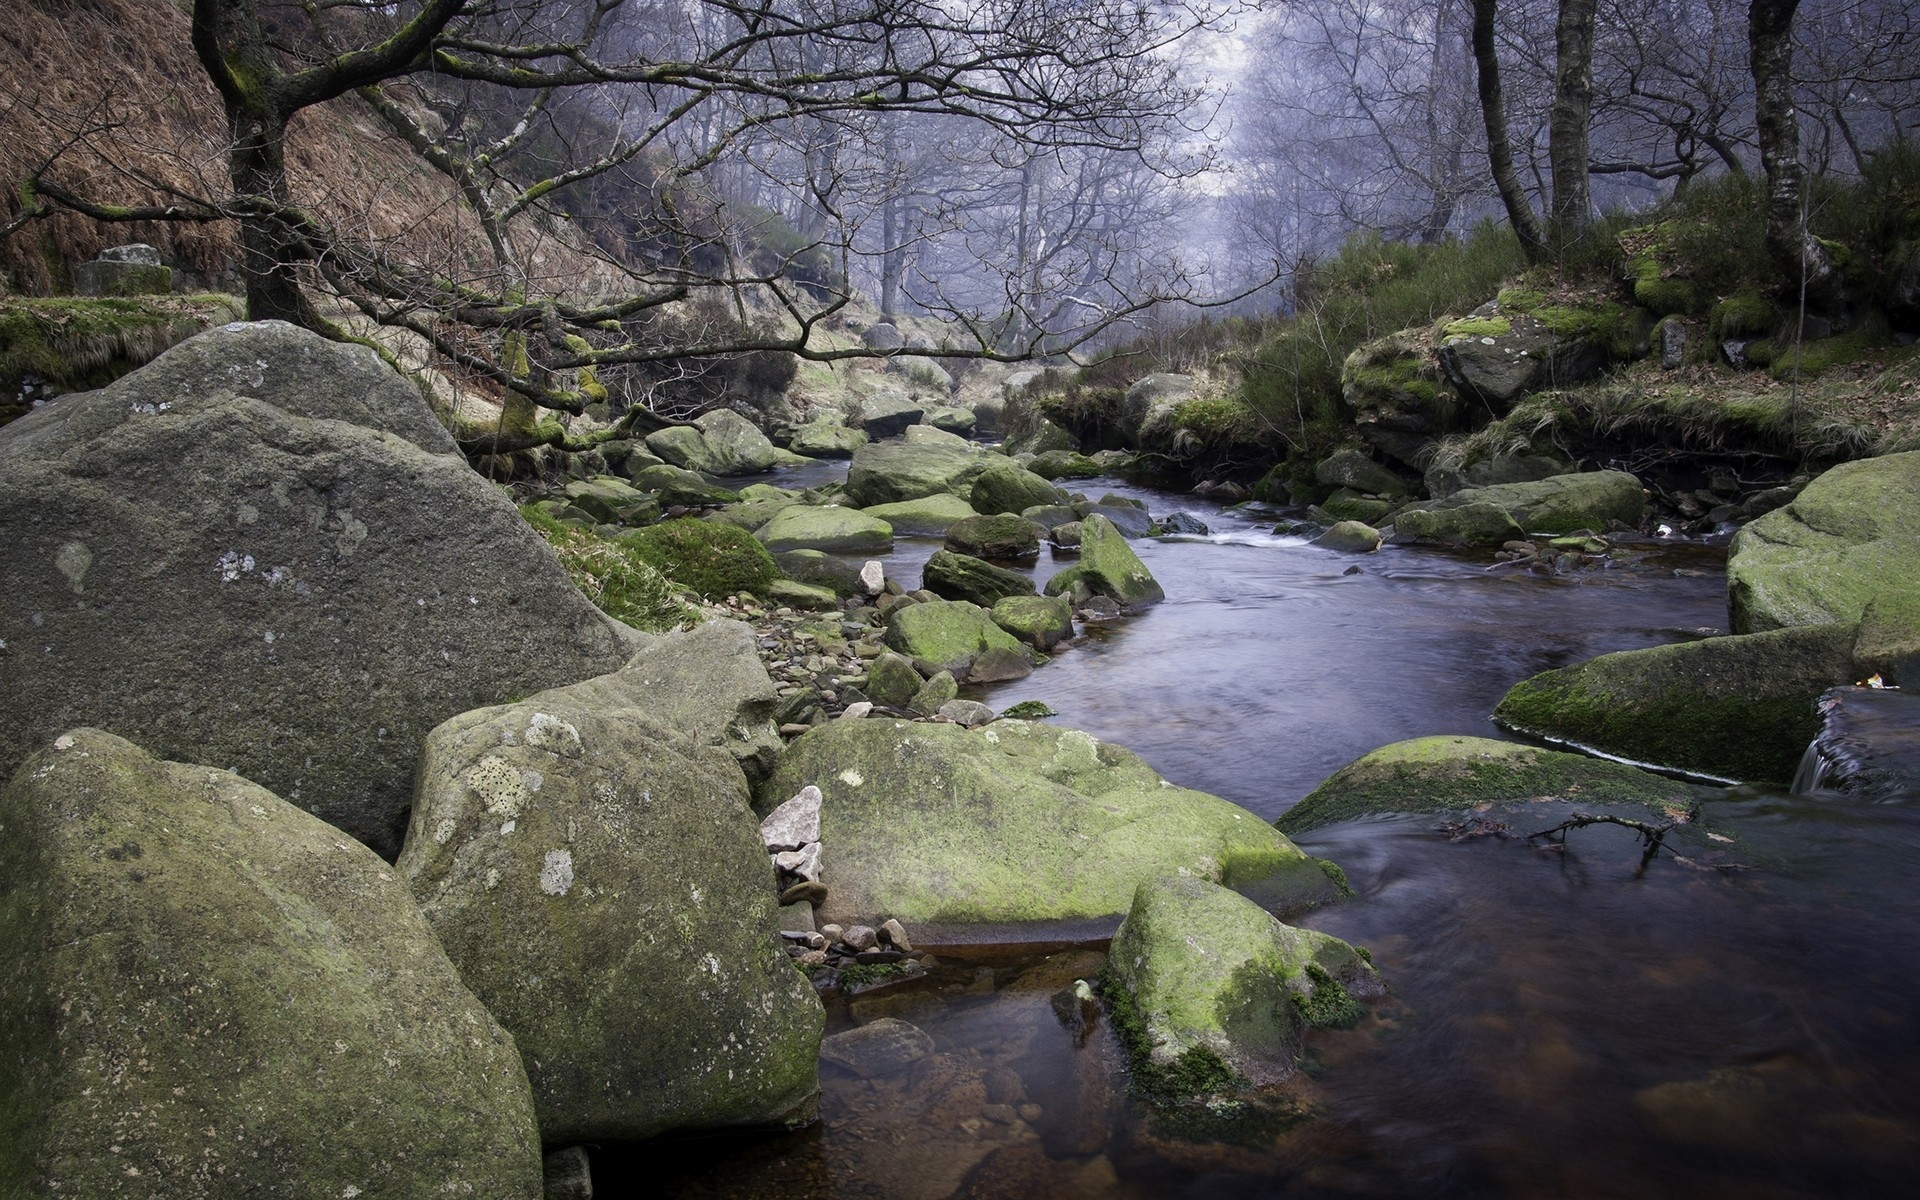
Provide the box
[520,506,699,632]
[618,517,781,601]
[0,294,244,411]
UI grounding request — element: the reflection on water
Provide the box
[609,475,1920,1197]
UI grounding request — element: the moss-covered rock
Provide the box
[860,492,980,535]
[790,420,868,459]
[1727,451,1920,633]
[2,729,543,1198]
[923,549,1038,607]
[1105,876,1382,1094]
[884,599,1035,682]
[970,458,1067,515]
[1005,414,1079,456]
[1494,625,1863,785]
[755,504,894,554]
[1854,591,1920,687]
[562,475,660,525]
[1312,520,1383,553]
[1074,513,1165,608]
[620,518,780,600]
[1400,469,1644,535]
[921,405,978,436]
[1390,501,1526,547]
[628,463,741,507]
[991,594,1076,651]
[1277,735,1695,834]
[768,578,840,609]
[693,408,779,474]
[946,512,1042,560]
[773,549,867,598]
[1314,448,1412,497]
[1318,491,1395,525]
[844,440,987,507]
[758,719,1336,926]
[399,683,822,1143]
[522,507,700,633]
[707,495,798,532]
[1028,449,1105,480]
[0,293,246,406]
[865,650,925,707]
[854,391,925,438]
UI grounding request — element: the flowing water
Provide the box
[604,471,1920,1198]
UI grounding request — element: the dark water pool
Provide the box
[606,473,1920,1199]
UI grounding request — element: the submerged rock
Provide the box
[1277,735,1695,834]
[1495,624,1862,785]
[399,687,823,1144]
[1727,450,1920,634]
[0,321,636,858]
[759,719,1336,926]
[1105,876,1382,1094]
[1,729,542,1197]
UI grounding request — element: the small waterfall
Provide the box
[1790,738,1834,796]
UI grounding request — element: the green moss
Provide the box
[1311,858,1352,897]
[1099,963,1247,1104]
[1443,316,1512,339]
[0,294,244,398]
[1766,328,1891,380]
[1708,292,1779,340]
[1289,963,1366,1030]
[1000,700,1058,719]
[1632,277,1700,317]
[618,518,780,601]
[1495,287,1545,312]
[520,506,699,632]
[836,962,922,989]
[1278,735,1689,834]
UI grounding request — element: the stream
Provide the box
[602,469,1920,1198]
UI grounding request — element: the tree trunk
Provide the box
[1748,0,1840,305]
[1548,0,1597,249]
[1471,0,1548,263]
[228,105,317,327]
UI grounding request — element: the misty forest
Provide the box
[4,1,1920,1196]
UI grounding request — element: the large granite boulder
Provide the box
[789,417,868,459]
[1314,448,1412,497]
[921,405,978,436]
[398,679,823,1144]
[946,512,1041,560]
[755,504,894,554]
[628,462,740,507]
[1495,625,1862,785]
[884,599,1036,683]
[1436,301,1638,411]
[1424,452,1573,500]
[646,409,777,476]
[971,458,1066,515]
[990,594,1076,650]
[843,439,987,507]
[922,549,1038,607]
[1390,501,1526,547]
[1726,451,1920,633]
[854,390,925,439]
[1004,414,1079,456]
[560,620,786,785]
[0,321,636,858]
[1396,469,1644,536]
[859,493,979,536]
[759,719,1337,926]
[1105,876,1381,1094]
[1343,328,1456,469]
[1277,736,1694,835]
[1,729,542,1197]
[1045,514,1164,609]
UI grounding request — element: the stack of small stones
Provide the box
[758,782,929,984]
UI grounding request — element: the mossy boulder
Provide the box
[1318,491,1395,526]
[758,719,1335,926]
[946,512,1042,560]
[1069,513,1164,609]
[755,504,894,554]
[1121,374,1194,443]
[1494,625,1863,785]
[991,594,1076,651]
[1005,414,1079,456]
[844,440,987,507]
[971,458,1067,515]
[1105,876,1382,1095]
[865,650,925,707]
[768,579,840,609]
[1028,449,1105,480]
[773,549,867,598]
[399,683,822,1144]
[694,408,779,474]
[883,599,1035,683]
[921,405,978,436]
[706,496,798,533]
[1727,451,1920,633]
[562,475,662,525]
[790,420,868,459]
[1400,469,1644,535]
[1314,448,1412,497]
[1343,329,1456,469]
[620,518,780,600]
[860,492,980,535]
[1277,736,1696,834]
[854,391,925,438]
[1424,451,1573,499]
[1312,520,1383,553]
[0,321,637,858]
[1854,591,1920,687]
[903,422,973,448]
[1390,501,1526,547]
[1,729,542,1197]
[923,549,1038,607]
[1438,301,1641,411]
[627,463,741,507]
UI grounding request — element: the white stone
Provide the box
[859,560,886,596]
[760,784,822,849]
[840,701,873,720]
[775,841,822,882]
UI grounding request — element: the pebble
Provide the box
[842,924,879,952]
[780,880,829,906]
[878,917,914,952]
[840,701,874,719]
[820,923,845,943]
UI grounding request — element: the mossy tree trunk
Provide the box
[1547,0,1597,251]
[1747,0,1841,308]
[1471,0,1550,265]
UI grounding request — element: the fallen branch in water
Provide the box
[1526,811,1682,875]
